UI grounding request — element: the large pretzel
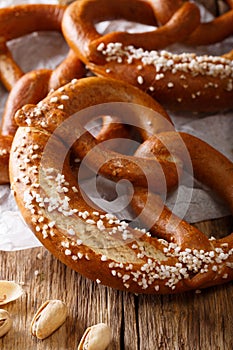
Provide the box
[62,0,233,113]
[0,4,85,184]
[10,77,233,294]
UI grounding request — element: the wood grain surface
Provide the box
[1,0,233,349]
[0,217,232,350]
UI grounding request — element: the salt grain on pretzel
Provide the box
[10,77,233,294]
[62,0,233,112]
[0,4,85,184]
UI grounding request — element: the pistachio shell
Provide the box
[0,281,24,305]
[78,323,112,350]
[30,299,68,339]
[0,309,12,337]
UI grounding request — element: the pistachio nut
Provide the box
[0,281,24,306]
[78,323,112,350]
[0,309,12,338]
[30,299,68,339]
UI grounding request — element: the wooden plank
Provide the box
[0,217,232,350]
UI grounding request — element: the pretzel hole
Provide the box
[7,31,68,73]
[197,0,218,15]
[74,117,164,229]
[217,0,232,15]
[96,20,156,36]
[81,176,136,222]
[193,216,233,240]
[195,1,218,21]
[76,136,167,228]
[94,1,217,34]
[85,115,137,152]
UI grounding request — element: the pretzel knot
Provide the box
[62,0,233,113]
[10,77,233,294]
[0,3,85,184]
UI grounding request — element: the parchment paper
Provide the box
[0,0,232,250]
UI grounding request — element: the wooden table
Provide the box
[0,217,232,350]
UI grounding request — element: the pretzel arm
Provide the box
[185,9,233,45]
[149,0,184,25]
[0,4,66,41]
[0,43,24,91]
[132,130,233,240]
[1,69,52,137]
[130,188,212,249]
[49,50,86,91]
[136,131,233,212]
[149,0,233,46]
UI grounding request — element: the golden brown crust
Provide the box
[9,77,233,294]
[62,0,233,113]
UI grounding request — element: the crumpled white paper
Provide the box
[0,0,232,250]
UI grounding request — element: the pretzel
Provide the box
[0,4,85,184]
[62,0,233,113]
[10,77,233,294]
